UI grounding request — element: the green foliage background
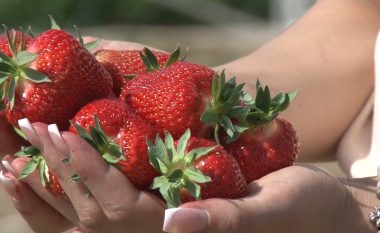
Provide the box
[0,0,269,30]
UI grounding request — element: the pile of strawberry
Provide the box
[0,22,299,208]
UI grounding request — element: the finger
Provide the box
[0,169,73,233]
[63,131,166,231]
[163,198,243,233]
[31,123,105,220]
[11,156,79,224]
[18,118,43,149]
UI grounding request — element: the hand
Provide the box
[4,121,166,233]
[0,113,25,157]
[162,165,367,233]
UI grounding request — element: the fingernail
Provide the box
[163,207,209,233]
[48,124,68,152]
[0,170,21,201]
[2,159,16,174]
[18,118,37,139]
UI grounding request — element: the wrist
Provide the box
[338,177,378,233]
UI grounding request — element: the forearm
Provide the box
[339,176,378,233]
[214,0,380,161]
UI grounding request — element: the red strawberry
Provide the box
[148,129,248,208]
[69,98,159,189]
[222,81,299,182]
[0,28,113,129]
[0,29,33,57]
[119,48,242,140]
[95,49,169,96]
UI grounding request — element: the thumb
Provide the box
[162,198,243,233]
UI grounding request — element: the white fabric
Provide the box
[337,31,380,178]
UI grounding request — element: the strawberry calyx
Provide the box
[49,15,100,52]
[70,115,125,164]
[243,80,297,127]
[148,129,214,208]
[139,45,185,73]
[16,146,51,187]
[13,125,51,187]
[0,25,51,110]
[201,70,250,144]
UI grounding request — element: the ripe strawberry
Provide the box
[120,49,246,140]
[222,81,299,182]
[148,129,248,208]
[69,98,159,189]
[95,49,170,96]
[0,28,113,129]
[0,29,33,57]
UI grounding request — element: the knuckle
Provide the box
[77,208,105,229]
[102,201,131,223]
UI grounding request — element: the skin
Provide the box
[0,0,380,232]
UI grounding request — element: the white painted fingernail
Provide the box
[18,118,37,138]
[163,207,209,233]
[48,124,68,152]
[2,160,16,174]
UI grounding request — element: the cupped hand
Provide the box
[162,165,360,233]
[5,120,167,233]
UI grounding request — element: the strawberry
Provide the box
[0,29,33,57]
[148,129,248,207]
[70,98,159,189]
[222,81,299,182]
[0,28,113,129]
[95,49,170,96]
[119,49,246,140]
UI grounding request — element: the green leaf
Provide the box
[8,76,17,110]
[183,179,201,200]
[184,167,211,183]
[39,159,47,187]
[186,146,215,163]
[3,25,16,56]
[15,51,37,66]
[90,126,108,148]
[167,169,183,183]
[0,51,13,64]
[0,61,14,73]
[147,138,161,172]
[107,143,123,159]
[26,25,35,38]
[21,67,51,83]
[13,126,27,140]
[125,74,137,80]
[220,116,235,138]
[164,131,175,161]
[139,51,154,71]
[74,25,84,47]
[0,72,9,85]
[49,15,61,30]
[176,129,190,159]
[18,30,25,52]
[143,47,160,70]
[84,38,101,51]
[164,45,180,68]
[151,176,169,189]
[18,157,40,180]
[102,152,121,164]
[200,109,218,124]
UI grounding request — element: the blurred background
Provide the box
[0,0,315,66]
[2,0,341,232]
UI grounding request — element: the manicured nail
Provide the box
[48,124,68,152]
[2,159,16,174]
[0,170,20,201]
[163,207,209,233]
[18,118,38,140]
